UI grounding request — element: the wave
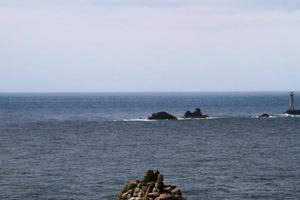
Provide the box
[253,113,300,119]
[252,115,278,119]
[119,116,222,122]
[122,114,300,122]
[120,118,153,122]
[275,113,300,118]
[177,117,221,120]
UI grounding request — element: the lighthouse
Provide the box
[288,92,295,112]
[285,91,300,115]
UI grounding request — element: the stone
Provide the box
[169,185,177,189]
[121,193,127,199]
[129,198,143,200]
[121,189,133,199]
[134,187,141,194]
[128,181,138,190]
[154,193,172,200]
[183,108,208,119]
[171,188,181,195]
[163,186,172,193]
[171,194,183,200]
[148,112,177,120]
[152,187,159,193]
[137,191,142,198]
[117,184,128,199]
[148,192,160,198]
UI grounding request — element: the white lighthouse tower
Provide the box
[285,91,300,115]
[288,92,295,112]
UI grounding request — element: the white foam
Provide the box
[120,117,219,122]
[121,118,154,122]
[117,114,300,122]
[258,113,300,118]
[277,113,300,118]
[253,115,278,119]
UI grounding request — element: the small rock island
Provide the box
[284,92,300,115]
[183,108,208,119]
[116,170,185,200]
[259,113,270,118]
[148,112,177,120]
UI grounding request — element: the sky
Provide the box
[0,0,300,92]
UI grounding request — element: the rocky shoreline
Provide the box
[116,170,185,200]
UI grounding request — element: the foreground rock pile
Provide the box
[116,170,186,200]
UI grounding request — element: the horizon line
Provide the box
[0,90,298,94]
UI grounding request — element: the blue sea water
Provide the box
[0,92,300,200]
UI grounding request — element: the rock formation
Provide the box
[183,108,208,119]
[148,112,177,120]
[259,113,270,118]
[285,110,300,115]
[116,170,185,200]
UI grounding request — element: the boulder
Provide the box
[171,188,181,195]
[148,112,177,120]
[154,193,171,200]
[183,108,208,119]
[148,192,160,198]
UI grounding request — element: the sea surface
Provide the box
[0,92,300,200]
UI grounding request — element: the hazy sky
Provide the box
[1,0,300,92]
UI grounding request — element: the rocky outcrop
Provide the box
[183,108,208,119]
[259,113,270,118]
[116,170,185,200]
[284,110,300,115]
[148,112,177,120]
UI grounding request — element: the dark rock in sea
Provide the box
[284,110,300,115]
[116,170,186,200]
[183,108,208,119]
[259,113,270,118]
[148,112,177,120]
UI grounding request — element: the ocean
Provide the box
[0,92,300,200]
